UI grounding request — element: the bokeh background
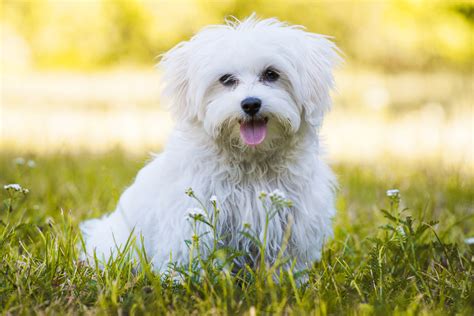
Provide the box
[1,4,473,313]
[1,0,473,170]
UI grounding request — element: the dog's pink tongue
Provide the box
[239,119,267,146]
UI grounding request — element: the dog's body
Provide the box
[81,16,340,272]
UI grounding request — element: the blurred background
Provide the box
[1,0,473,172]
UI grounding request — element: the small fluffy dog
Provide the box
[81,16,341,272]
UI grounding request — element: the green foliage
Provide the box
[1,0,473,71]
[0,150,472,314]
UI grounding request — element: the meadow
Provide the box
[1,150,472,315]
[1,1,473,314]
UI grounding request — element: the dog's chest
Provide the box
[207,170,297,225]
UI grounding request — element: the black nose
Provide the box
[241,97,262,116]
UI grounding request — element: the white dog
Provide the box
[81,16,341,273]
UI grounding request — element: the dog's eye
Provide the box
[261,68,280,82]
[219,74,238,87]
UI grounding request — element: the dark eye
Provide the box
[219,74,238,87]
[261,68,280,82]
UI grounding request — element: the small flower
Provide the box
[210,195,218,204]
[258,191,267,199]
[4,184,22,191]
[13,157,25,165]
[4,183,29,194]
[186,207,206,221]
[386,189,400,197]
[464,237,474,245]
[397,225,406,236]
[269,189,286,199]
[267,189,293,207]
[188,207,205,215]
[185,187,194,197]
[27,160,36,168]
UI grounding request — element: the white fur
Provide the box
[80,16,341,272]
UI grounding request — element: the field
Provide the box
[1,149,472,315]
[1,1,473,313]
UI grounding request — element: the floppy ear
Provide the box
[158,41,197,123]
[297,34,342,128]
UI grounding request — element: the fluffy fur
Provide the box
[81,16,341,272]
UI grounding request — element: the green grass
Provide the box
[1,149,473,315]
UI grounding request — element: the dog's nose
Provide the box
[241,97,262,116]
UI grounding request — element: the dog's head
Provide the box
[159,16,341,149]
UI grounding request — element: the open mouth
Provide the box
[239,117,268,146]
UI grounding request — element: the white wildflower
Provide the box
[27,160,36,168]
[186,207,207,224]
[4,183,29,194]
[386,189,400,197]
[186,207,205,217]
[4,184,22,191]
[13,157,25,165]
[269,189,286,199]
[397,225,406,236]
[258,191,267,198]
[210,195,218,203]
[266,189,292,207]
[464,237,474,245]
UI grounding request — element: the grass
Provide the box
[0,149,472,315]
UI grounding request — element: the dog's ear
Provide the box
[158,41,196,123]
[296,34,342,128]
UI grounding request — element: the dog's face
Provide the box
[159,17,340,149]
